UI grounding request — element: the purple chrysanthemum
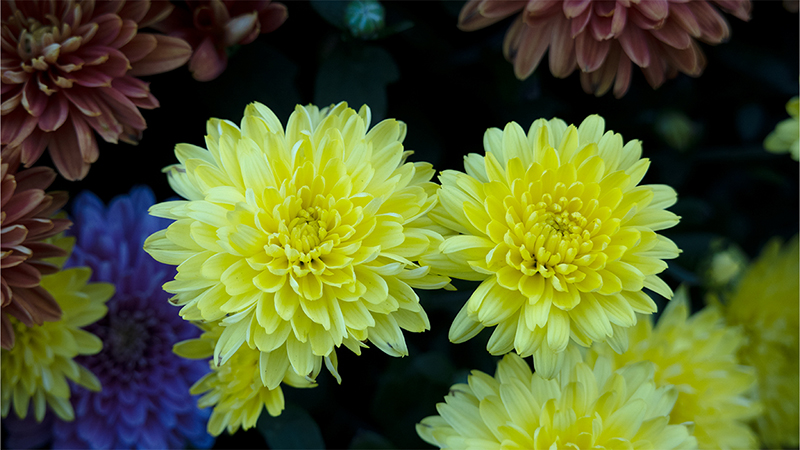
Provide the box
[50,186,213,449]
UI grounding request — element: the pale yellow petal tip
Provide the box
[418,350,695,448]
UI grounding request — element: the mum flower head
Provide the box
[423,114,681,378]
[458,0,751,98]
[152,0,288,82]
[145,101,448,384]
[1,236,112,423]
[416,351,697,449]
[47,186,213,449]
[1,153,71,349]
[717,235,799,448]
[174,321,318,436]
[585,287,760,449]
[1,0,192,180]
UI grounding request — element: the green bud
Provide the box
[345,0,385,39]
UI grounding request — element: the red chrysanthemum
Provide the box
[1,0,192,180]
[152,0,288,82]
[0,150,71,349]
[459,0,751,98]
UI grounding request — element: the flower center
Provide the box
[488,182,605,286]
[103,309,154,366]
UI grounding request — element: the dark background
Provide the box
[39,1,800,448]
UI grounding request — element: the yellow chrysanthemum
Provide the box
[423,115,681,377]
[174,322,318,436]
[764,96,799,161]
[416,352,697,449]
[1,237,113,422]
[585,287,760,449]
[145,101,448,382]
[720,236,799,448]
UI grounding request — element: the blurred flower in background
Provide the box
[1,154,70,349]
[423,115,681,378]
[49,187,213,449]
[764,96,799,160]
[152,0,288,82]
[585,288,760,449]
[0,0,192,180]
[458,0,751,97]
[717,236,799,449]
[345,0,385,39]
[173,322,318,436]
[145,101,448,393]
[1,235,112,423]
[417,352,697,449]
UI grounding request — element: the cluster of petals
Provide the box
[423,114,681,378]
[585,287,760,449]
[721,235,799,448]
[49,186,213,450]
[416,351,697,449]
[1,238,112,423]
[152,0,288,82]
[458,0,751,97]
[144,101,448,395]
[174,322,318,436]
[1,0,192,180]
[1,152,70,349]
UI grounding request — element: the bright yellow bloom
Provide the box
[721,236,799,448]
[145,101,447,383]
[1,237,112,422]
[424,115,680,377]
[416,352,697,449]
[174,323,318,436]
[585,287,760,449]
[764,97,799,160]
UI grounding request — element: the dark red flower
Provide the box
[459,0,751,98]
[153,0,287,81]
[1,0,192,180]
[1,149,71,349]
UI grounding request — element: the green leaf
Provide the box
[257,404,326,449]
[311,0,348,29]
[315,44,399,121]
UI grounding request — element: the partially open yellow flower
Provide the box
[721,236,799,448]
[174,323,318,436]
[145,102,448,382]
[424,115,680,377]
[585,287,760,449]
[416,352,697,449]
[1,238,112,422]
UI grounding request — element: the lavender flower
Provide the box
[51,186,213,449]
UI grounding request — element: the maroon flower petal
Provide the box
[548,15,577,78]
[650,19,692,50]
[3,263,42,288]
[459,0,517,31]
[224,11,259,47]
[563,0,591,18]
[2,224,29,248]
[38,93,70,132]
[4,189,45,223]
[127,34,191,76]
[119,33,158,64]
[89,13,124,47]
[618,25,651,67]
[576,32,611,72]
[49,116,94,181]
[512,18,553,79]
[188,36,227,82]
[258,2,288,34]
